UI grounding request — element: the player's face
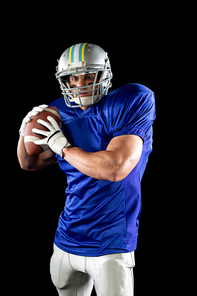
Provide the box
[69,73,99,98]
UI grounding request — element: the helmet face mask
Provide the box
[55,43,113,108]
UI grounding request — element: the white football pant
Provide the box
[50,244,135,296]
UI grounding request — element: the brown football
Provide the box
[24,106,61,155]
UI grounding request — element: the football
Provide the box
[24,106,61,155]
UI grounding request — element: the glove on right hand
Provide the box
[19,104,48,137]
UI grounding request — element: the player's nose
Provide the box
[76,76,86,87]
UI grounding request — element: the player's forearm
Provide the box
[62,146,125,182]
[17,136,37,171]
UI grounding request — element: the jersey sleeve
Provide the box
[111,85,156,141]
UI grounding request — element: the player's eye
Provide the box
[70,84,77,88]
[71,76,78,81]
[86,75,94,80]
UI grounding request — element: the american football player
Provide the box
[17,42,156,296]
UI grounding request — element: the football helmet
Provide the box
[55,43,113,108]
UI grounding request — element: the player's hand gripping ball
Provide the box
[24,106,61,155]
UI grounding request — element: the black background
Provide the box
[4,4,178,296]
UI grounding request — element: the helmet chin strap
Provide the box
[69,95,98,106]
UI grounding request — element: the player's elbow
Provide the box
[104,164,129,182]
[18,157,36,171]
[19,162,36,171]
[108,168,129,182]
[107,157,139,182]
[108,172,123,182]
[98,166,124,182]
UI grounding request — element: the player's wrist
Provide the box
[47,133,71,158]
[62,145,72,159]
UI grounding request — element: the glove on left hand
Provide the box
[32,116,71,158]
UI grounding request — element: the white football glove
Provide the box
[32,116,71,158]
[19,104,48,137]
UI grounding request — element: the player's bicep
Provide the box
[107,134,143,159]
[106,134,143,178]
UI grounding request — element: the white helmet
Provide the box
[56,43,113,108]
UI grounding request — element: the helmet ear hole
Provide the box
[98,71,102,80]
[60,75,70,88]
[66,81,70,88]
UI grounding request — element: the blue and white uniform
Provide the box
[49,83,156,257]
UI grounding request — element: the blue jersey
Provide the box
[49,83,156,256]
